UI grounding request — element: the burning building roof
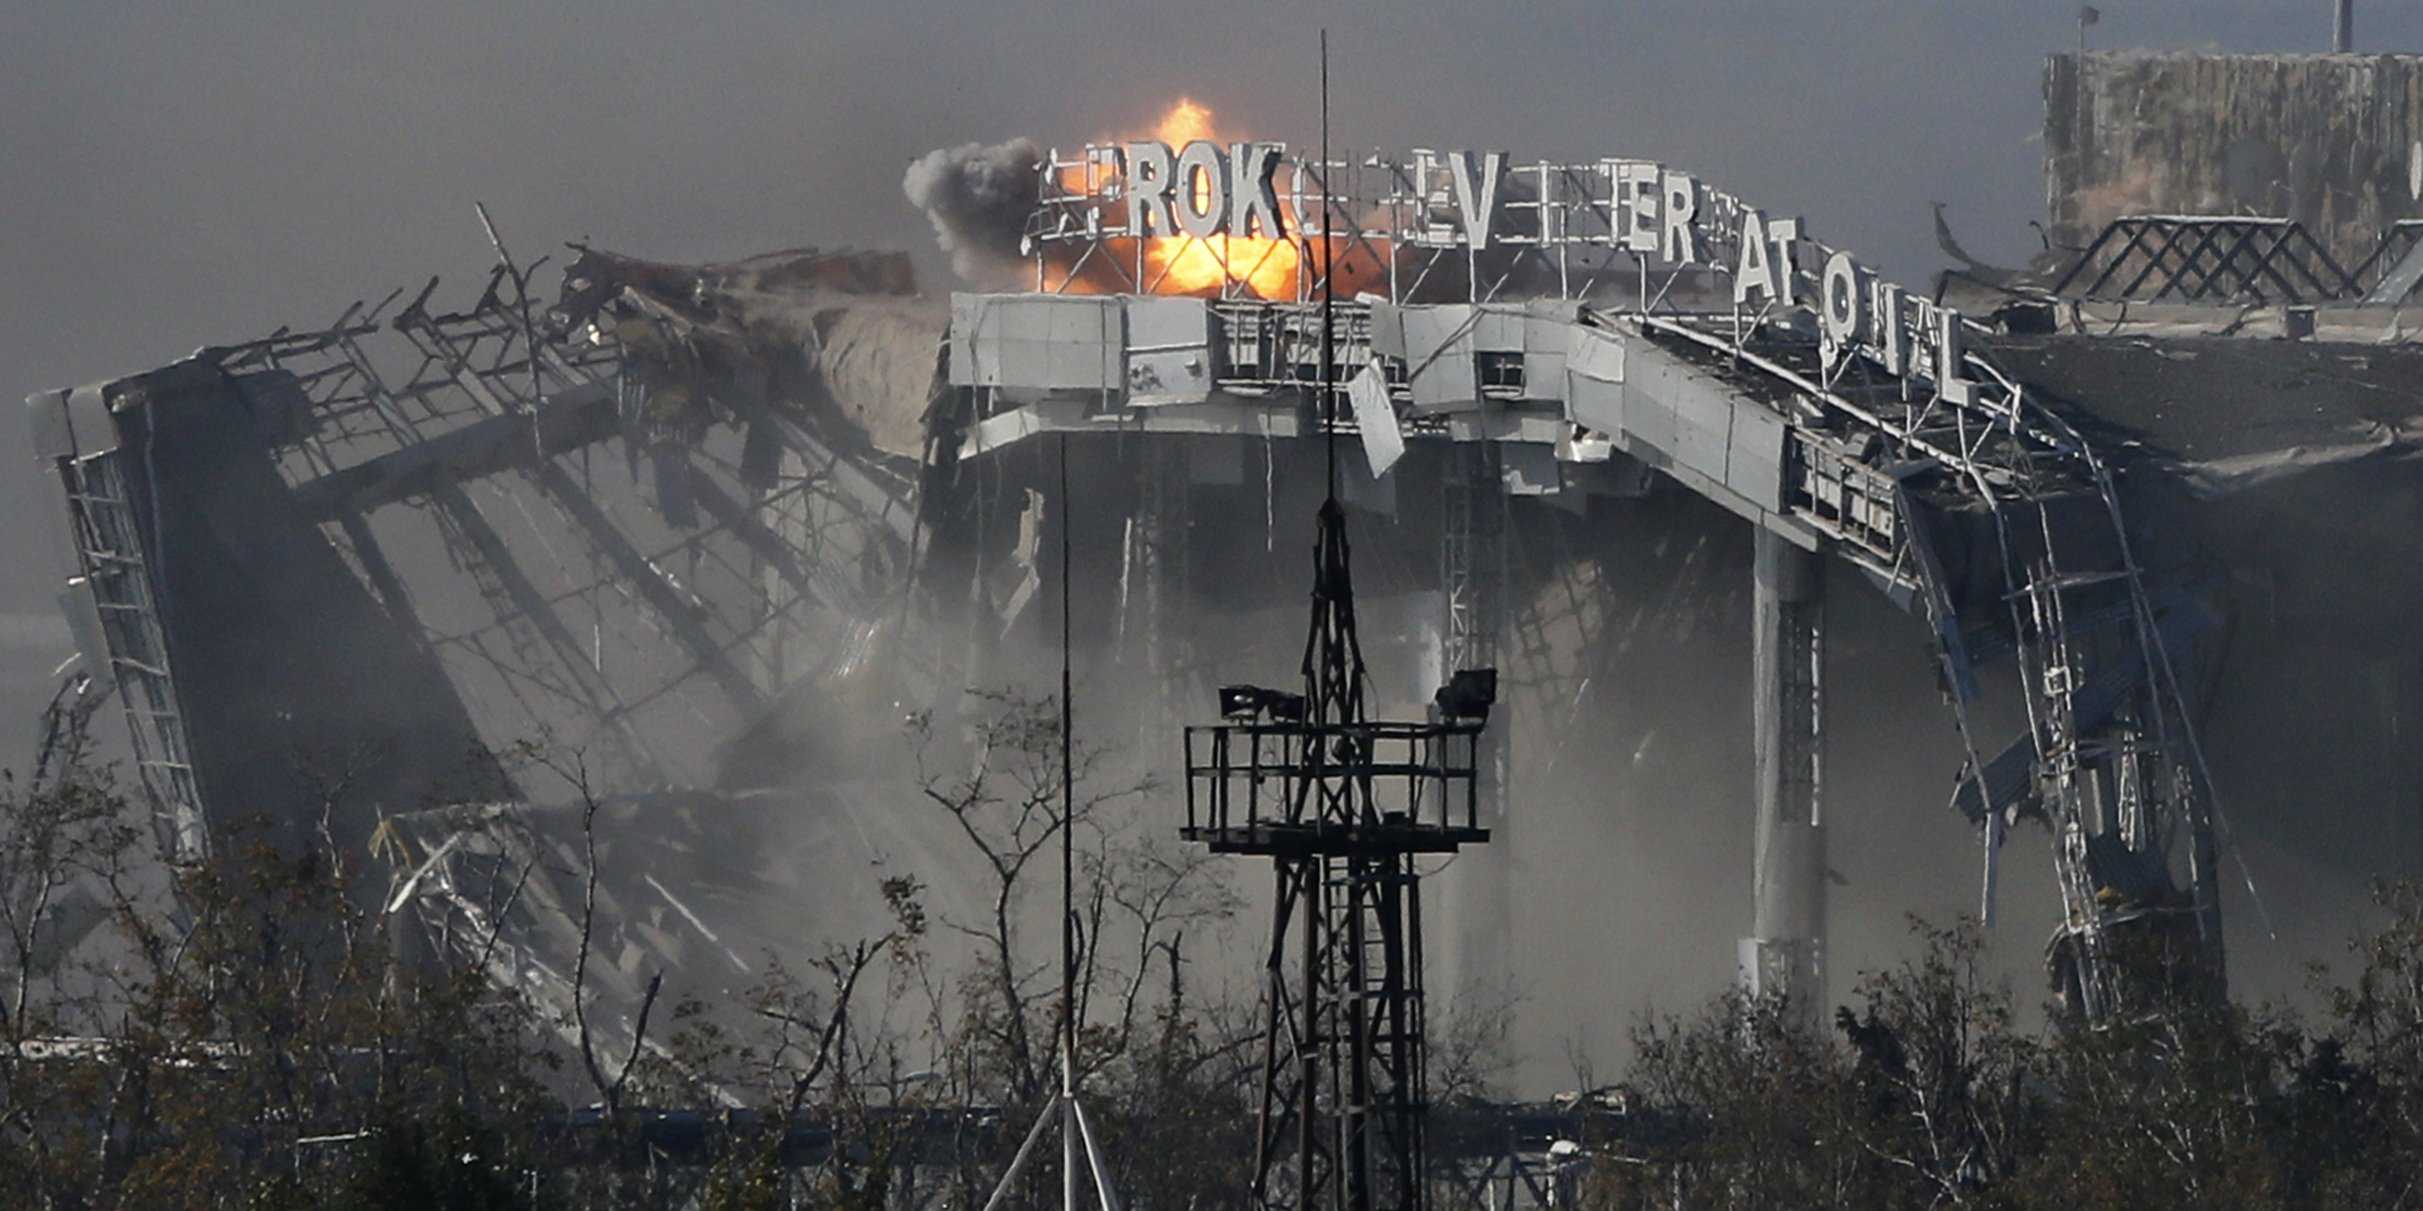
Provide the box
[26,60,2423,1117]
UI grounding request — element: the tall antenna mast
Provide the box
[1180,30,1500,1209]
[981,433,1122,1211]
[1321,28,1338,504]
[1058,431,1081,1204]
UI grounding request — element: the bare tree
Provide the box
[908,688,1161,1102]
[506,741,670,1124]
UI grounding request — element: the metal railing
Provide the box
[1182,717,1486,854]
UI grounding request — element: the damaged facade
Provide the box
[2046,50,2423,272]
[23,47,2423,1206]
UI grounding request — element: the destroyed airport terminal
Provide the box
[25,48,2423,1135]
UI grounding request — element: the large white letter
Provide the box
[1869,278,1907,376]
[1174,140,1229,240]
[1620,162,1661,254]
[1447,150,1506,249]
[1125,141,1178,236]
[1735,209,1776,306]
[1765,217,1803,306]
[1661,171,1700,263]
[1821,251,1863,362]
[1229,142,1286,238]
[1936,306,1977,404]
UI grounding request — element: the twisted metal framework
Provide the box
[51,442,208,862]
[1637,304,2227,1018]
[45,264,925,832]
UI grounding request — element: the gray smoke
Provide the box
[902,137,1043,282]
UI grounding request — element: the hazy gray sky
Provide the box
[3,0,2416,624]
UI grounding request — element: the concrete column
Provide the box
[1741,527,1826,1020]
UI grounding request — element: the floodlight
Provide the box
[1432,667,1499,722]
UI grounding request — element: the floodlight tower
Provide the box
[1184,499,1493,1210]
[1178,31,1495,1211]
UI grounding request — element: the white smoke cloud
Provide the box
[902,137,1043,282]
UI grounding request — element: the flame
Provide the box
[1155,98,1215,146]
[1139,98,1299,300]
[1045,98,1389,301]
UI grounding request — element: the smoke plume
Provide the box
[902,137,1043,282]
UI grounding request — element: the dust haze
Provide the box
[10,1,2423,1097]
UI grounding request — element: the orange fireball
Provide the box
[1046,97,1386,301]
[1154,97,1216,146]
[1138,98,1301,301]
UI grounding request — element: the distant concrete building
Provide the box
[2045,51,2423,270]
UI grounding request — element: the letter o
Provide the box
[1175,141,1230,240]
[1821,251,1862,352]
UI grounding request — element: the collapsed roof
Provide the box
[552,245,946,461]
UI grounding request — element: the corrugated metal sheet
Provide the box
[1402,305,1479,412]
[1472,306,1524,353]
[1726,402,1787,513]
[1620,351,1681,463]
[1123,297,1215,404]
[1669,374,1732,485]
[26,385,116,461]
[949,294,1122,394]
[1566,372,1623,439]
[57,579,112,694]
[1347,361,1405,477]
[1565,324,1628,444]
[1364,300,1406,360]
[1521,302,1582,398]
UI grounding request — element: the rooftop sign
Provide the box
[1032,140,1983,401]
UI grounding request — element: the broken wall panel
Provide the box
[1123,296,1218,403]
[2045,52,2423,271]
[948,294,1123,395]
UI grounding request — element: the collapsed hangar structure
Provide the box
[26,51,2423,1144]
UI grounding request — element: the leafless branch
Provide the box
[606,971,663,1115]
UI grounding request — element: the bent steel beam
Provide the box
[286,383,617,520]
[429,477,667,781]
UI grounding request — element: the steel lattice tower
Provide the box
[1180,35,1494,1207]
[1184,498,1493,1210]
